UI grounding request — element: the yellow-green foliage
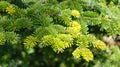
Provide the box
[40,34,73,53]
[51,38,65,53]
[72,47,93,62]
[40,32,106,61]
[24,36,37,49]
[40,35,55,47]
[72,34,106,61]
[66,27,80,37]
[66,21,81,37]
[6,5,15,15]
[74,35,89,47]
[71,9,80,18]
[70,21,81,29]
[57,34,73,48]
[92,40,106,50]
[72,47,81,59]
[80,48,93,62]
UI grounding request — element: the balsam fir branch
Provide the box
[0,0,120,65]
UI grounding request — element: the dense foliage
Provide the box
[0,0,120,67]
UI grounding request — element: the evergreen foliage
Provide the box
[0,0,120,66]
